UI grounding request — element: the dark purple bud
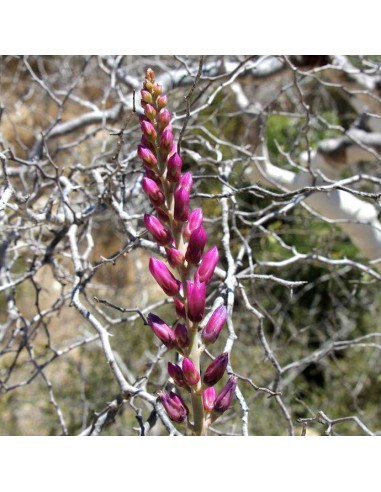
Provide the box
[155,207,170,224]
[186,280,206,323]
[165,247,185,269]
[166,152,183,183]
[147,313,176,348]
[141,120,157,140]
[157,95,168,109]
[168,362,186,387]
[144,103,157,121]
[179,172,193,192]
[201,305,227,344]
[144,168,160,182]
[203,352,229,387]
[195,246,219,284]
[174,323,189,350]
[182,358,200,386]
[174,298,186,319]
[202,387,217,412]
[149,258,180,296]
[144,214,172,246]
[142,178,164,206]
[157,108,171,131]
[213,376,238,414]
[174,187,190,222]
[137,144,157,168]
[158,390,188,423]
[185,226,207,265]
[184,208,203,239]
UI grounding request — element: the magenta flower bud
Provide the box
[202,387,217,413]
[149,258,180,296]
[157,108,171,131]
[203,352,229,386]
[144,214,172,246]
[157,95,168,109]
[174,323,189,349]
[142,178,164,206]
[168,362,186,387]
[213,376,238,414]
[182,358,201,386]
[165,247,185,269]
[158,391,188,423]
[166,152,183,183]
[186,280,206,323]
[195,246,220,284]
[179,172,193,192]
[201,305,227,344]
[144,168,159,182]
[184,208,203,239]
[141,90,153,104]
[156,207,170,224]
[160,128,174,151]
[144,103,156,121]
[174,298,186,319]
[174,187,190,222]
[141,120,157,140]
[137,144,157,168]
[147,313,176,348]
[185,226,207,265]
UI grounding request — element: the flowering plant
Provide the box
[138,68,237,435]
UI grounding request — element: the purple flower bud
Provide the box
[213,376,238,414]
[202,387,216,412]
[174,187,190,222]
[185,226,207,265]
[137,144,157,168]
[203,352,229,387]
[144,214,172,246]
[179,172,193,192]
[184,208,203,239]
[186,280,206,323]
[158,390,188,423]
[157,108,171,131]
[142,178,164,206]
[141,120,157,140]
[168,362,186,387]
[141,90,153,104]
[174,298,186,319]
[160,128,174,151]
[144,168,159,182]
[166,152,183,183]
[182,358,200,386]
[201,305,227,344]
[149,258,180,296]
[157,95,168,109]
[144,103,157,121]
[147,313,176,348]
[174,323,189,349]
[165,247,185,268]
[155,207,170,224]
[195,246,220,284]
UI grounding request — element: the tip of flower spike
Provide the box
[146,68,155,81]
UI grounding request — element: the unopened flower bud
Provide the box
[195,246,220,284]
[168,362,186,387]
[141,120,157,140]
[174,298,186,319]
[153,83,162,97]
[144,104,156,121]
[186,280,206,323]
[146,68,155,82]
[174,187,190,222]
[144,214,172,246]
[141,90,153,104]
[182,358,200,386]
[137,145,157,168]
[160,128,174,151]
[201,305,227,344]
[156,207,170,224]
[184,208,203,238]
[165,247,185,268]
[179,172,193,192]
[147,313,176,348]
[174,323,189,350]
[185,226,207,265]
[203,352,229,387]
[157,95,168,109]
[158,391,188,423]
[142,178,164,206]
[213,376,238,414]
[149,258,180,296]
[157,108,171,131]
[202,387,216,412]
[166,152,182,183]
